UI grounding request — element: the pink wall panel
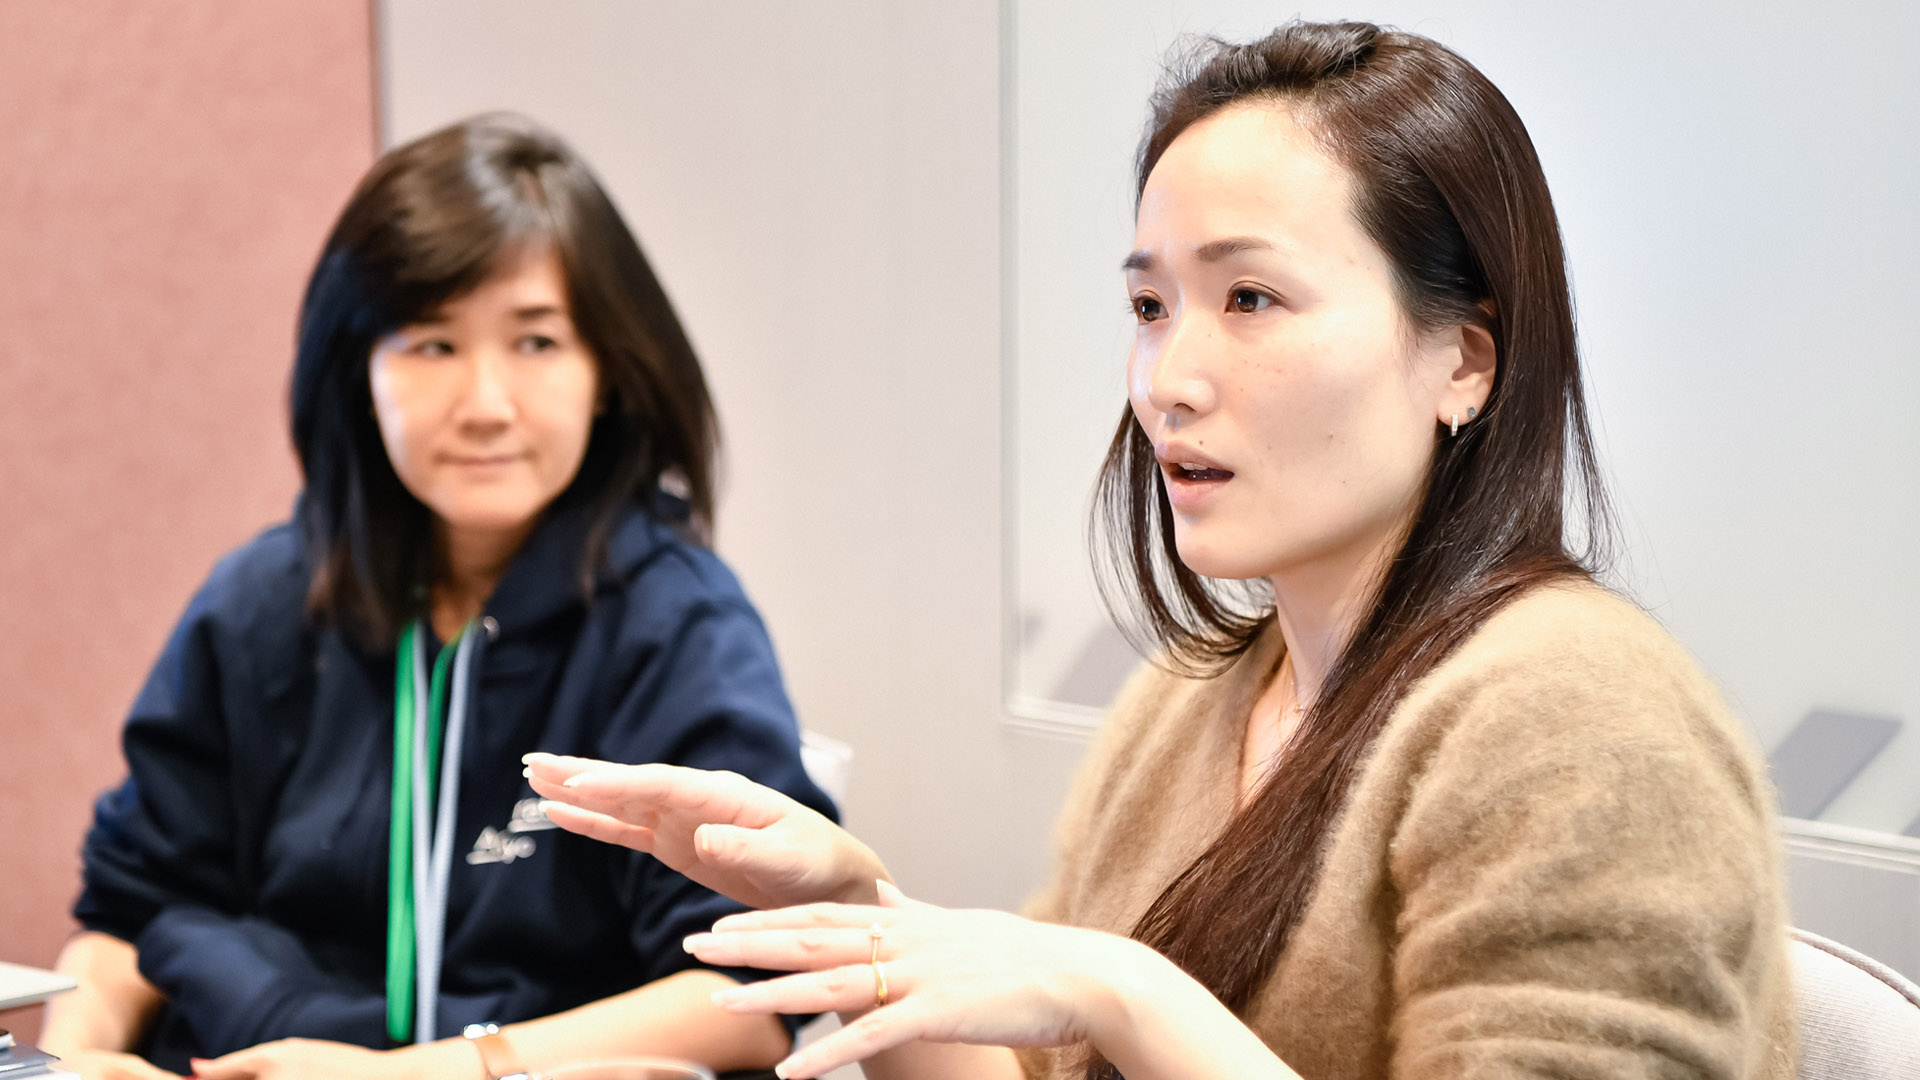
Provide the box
[0,0,375,1042]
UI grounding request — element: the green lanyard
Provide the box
[385,619,471,1045]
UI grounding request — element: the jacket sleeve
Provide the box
[1383,631,1792,1080]
[76,572,249,942]
[596,591,837,999]
[135,905,387,1053]
[74,533,356,1056]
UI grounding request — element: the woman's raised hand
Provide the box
[686,882,1159,1080]
[523,753,889,909]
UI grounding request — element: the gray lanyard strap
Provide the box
[409,623,478,1045]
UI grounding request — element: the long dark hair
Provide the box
[1088,21,1613,1071]
[290,112,718,647]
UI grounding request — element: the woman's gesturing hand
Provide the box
[687,882,1156,1080]
[523,753,888,909]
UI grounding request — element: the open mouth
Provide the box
[1169,462,1234,483]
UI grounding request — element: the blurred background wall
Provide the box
[0,0,375,1041]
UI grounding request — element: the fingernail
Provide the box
[520,753,536,764]
[521,766,533,779]
[683,933,711,952]
[773,1062,792,1080]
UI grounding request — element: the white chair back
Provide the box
[1790,927,1920,1079]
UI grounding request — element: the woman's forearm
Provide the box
[842,1037,1025,1080]
[390,969,788,1080]
[40,931,165,1056]
[1084,940,1300,1080]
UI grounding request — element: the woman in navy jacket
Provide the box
[43,114,833,1080]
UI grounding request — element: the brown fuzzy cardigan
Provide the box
[1020,582,1795,1079]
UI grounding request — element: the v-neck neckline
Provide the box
[1198,620,1287,815]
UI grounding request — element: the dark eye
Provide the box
[519,334,559,354]
[1229,288,1274,314]
[1132,295,1167,323]
[415,339,455,357]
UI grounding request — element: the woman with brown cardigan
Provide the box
[527,21,1795,1080]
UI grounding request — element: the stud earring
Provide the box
[1450,413,1459,437]
[1468,406,1478,420]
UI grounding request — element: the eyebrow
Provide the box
[1121,236,1278,272]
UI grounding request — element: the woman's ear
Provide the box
[1434,318,1496,427]
[1453,321,1496,401]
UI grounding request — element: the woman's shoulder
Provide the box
[1454,578,1686,666]
[187,518,311,628]
[139,519,317,702]
[1393,578,1765,802]
[1435,578,1725,709]
[593,502,775,658]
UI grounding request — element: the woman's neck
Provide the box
[430,520,534,640]
[1265,526,1405,707]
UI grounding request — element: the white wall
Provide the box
[380,0,1078,912]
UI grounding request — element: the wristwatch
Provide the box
[462,1023,529,1080]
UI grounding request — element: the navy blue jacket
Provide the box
[75,497,835,1071]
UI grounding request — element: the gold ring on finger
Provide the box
[868,922,888,1007]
